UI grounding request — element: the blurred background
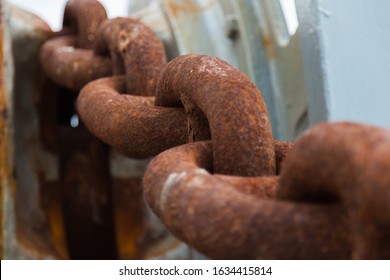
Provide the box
[8,0,129,30]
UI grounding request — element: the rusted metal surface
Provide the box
[10,5,61,259]
[108,140,195,259]
[40,0,111,90]
[76,15,196,259]
[277,122,390,259]
[40,36,112,90]
[111,175,144,259]
[77,54,280,165]
[143,141,349,259]
[167,0,219,15]
[94,17,167,95]
[155,54,275,176]
[145,121,390,259]
[134,0,309,141]
[7,0,390,261]
[77,17,187,158]
[110,155,196,260]
[77,77,187,158]
[2,2,67,259]
[141,54,325,259]
[79,52,296,258]
[62,0,107,49]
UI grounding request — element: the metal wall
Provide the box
[297,0,390,128]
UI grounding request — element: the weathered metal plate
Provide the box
[1,1,63,259]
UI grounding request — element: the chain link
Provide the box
[278,122,390,259]
[40,0,111,90]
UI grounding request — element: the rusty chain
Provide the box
[77,17,187,158]
[39,0,189,260]
[40,0,111,90]
[38,0,390,259]
[142,55,347,259]
[144,141,349,259]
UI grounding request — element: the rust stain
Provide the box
[45,183,68,259]
[166,0,219,47]
[167,0,219,17]
[14,171,63,258]
[37,80,67,258]
[112,178,144,259]
[261,34,274,60]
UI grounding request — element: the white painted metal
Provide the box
[132,0,308,140]
[296,0,390,129]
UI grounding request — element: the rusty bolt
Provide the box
[225,15,239,40]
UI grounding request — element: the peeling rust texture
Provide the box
[9,3,66,259]
[40,0,111,90]
[155,54,275,176]
[112,177,145,259]
[277,122,390,260]
[94,17,167,96]
[77,77,187,158]
[143,141,349,259]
